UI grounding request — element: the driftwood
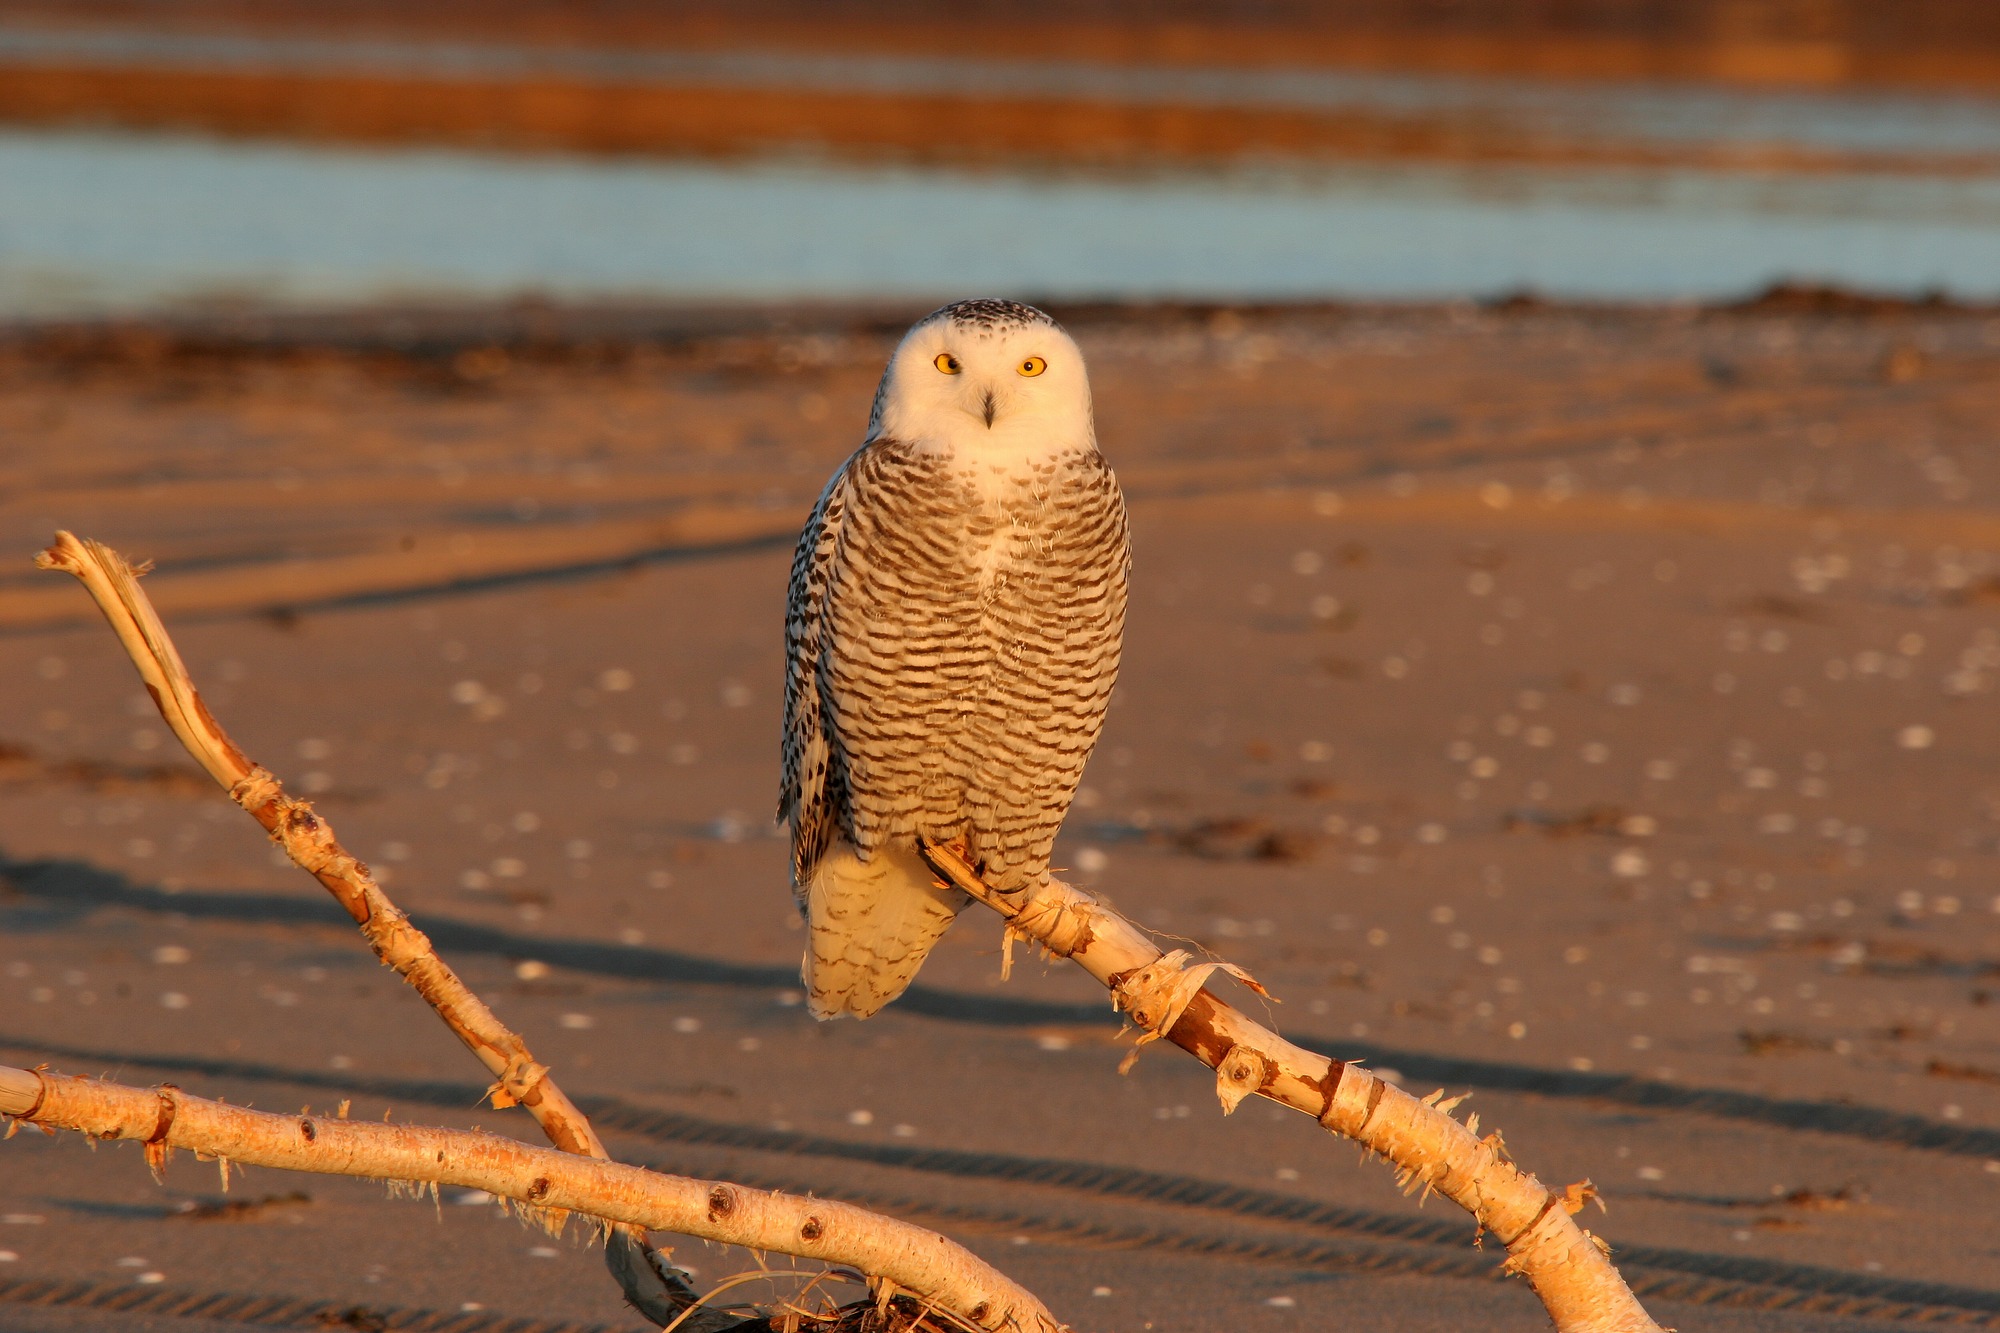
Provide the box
[0,1062,1042,1333]
[31,531,1058,1333]
[921,842,1665,1333]
[27,528,1661,1332]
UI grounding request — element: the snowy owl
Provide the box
[780,299,1130,1020]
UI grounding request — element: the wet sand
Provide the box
[9,61,1991,178]
[13,0,2000,93]
[9,3,2000,175]
[2,299,1999,1330]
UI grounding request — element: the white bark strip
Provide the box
[920,842,1664,1333]
[0,1064,1056,1333]
[33,531,1059,1333]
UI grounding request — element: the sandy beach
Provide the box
[2,298,1999,1330]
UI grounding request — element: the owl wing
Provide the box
[780,456,852,890]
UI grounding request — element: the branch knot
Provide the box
[1215,1045,1273,1115]
[487,1054,552,1111]
[1111,949,1270,1074]
[228,766,284,813]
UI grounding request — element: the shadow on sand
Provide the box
[6,850,1997,1163]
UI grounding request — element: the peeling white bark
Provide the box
[0,1065,1058,1333]
[921,842,1664,1333]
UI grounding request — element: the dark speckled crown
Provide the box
[926,298,1060,333]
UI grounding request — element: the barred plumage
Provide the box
[780,300,1129,1019]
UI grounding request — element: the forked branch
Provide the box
[920,841,1664,1333]
[33,532,1060,1333]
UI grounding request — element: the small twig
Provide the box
[33,533,1060,1333]
[0,1062,1052,1333]
[662,1271,854,1333]
[920,839,1663,1333]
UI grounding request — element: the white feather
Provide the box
[803,839,965,1020]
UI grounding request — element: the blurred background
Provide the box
[4,0,2000,314]
[4,6,2000,1333]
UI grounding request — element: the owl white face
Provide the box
[868,301,1094,461]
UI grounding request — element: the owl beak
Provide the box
[980,389,997,429]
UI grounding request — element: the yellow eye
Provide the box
[1018,356,1047,377]
[934,352,961,374]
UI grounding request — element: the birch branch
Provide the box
[32,531,698,1322]
[920,841,1664,1333]
[0,1063,1051,1333]
[33,532,1059,1333]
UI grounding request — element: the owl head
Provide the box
[867,300,1093,453]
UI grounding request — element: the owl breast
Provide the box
[815,438,1128,892]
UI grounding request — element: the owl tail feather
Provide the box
[802,838,966,1020]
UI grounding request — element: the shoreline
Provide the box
[0,283,1988,361]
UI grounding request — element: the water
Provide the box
[5,127,2000,317]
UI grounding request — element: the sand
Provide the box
[12,0,2000,94]
[2,299,1998,1330]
